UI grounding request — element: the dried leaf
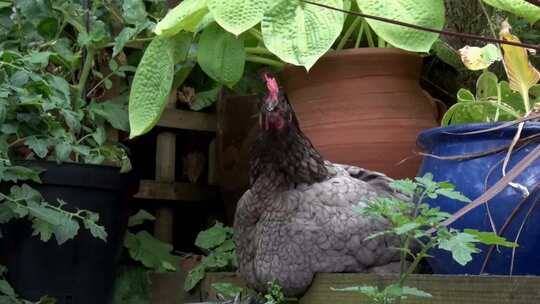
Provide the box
[500,20,540,105]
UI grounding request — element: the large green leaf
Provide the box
[483,0,540,24]
[261,0,345,70]
[208,0,272,35]
[125,231,179,272]
[154,0,209,36]
[355,0,445,52]
[464,229,518,248]
[194,222,232,250]
[197,23,245,88]
[438,232,479,266]
[128,37,174,138]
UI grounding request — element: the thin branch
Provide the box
[300,0,540,51]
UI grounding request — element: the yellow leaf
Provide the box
[499,20,540,109]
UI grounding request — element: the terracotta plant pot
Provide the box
[280,48,440,179]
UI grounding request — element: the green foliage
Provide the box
[208,0,272,36]
[442,70,539,126]
[264,280,286,304]
[0,1,167,301]
[212,282,245,299]
[262,0,345,70]
[483,0,540,24]
[332,285,431,304]
[355,0,445,53]
[338,173,517,304]
[129,0,450,137]
[110,211,180,304]
[211,281,292,304]
[112,266,150,304]
[154,0,210,36]
[124,210,179,273]
[185,222,237,291]
[197,23,246,88]
[128,36,175,138]
[0,265,56,304]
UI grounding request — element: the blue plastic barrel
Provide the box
[417,122,540,275]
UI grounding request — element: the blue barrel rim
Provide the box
[417,122,540,151]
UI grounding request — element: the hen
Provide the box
[233,74,406,296]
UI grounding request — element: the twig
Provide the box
[300,0,540,51]
[510,197,539,275]
[426,144,540,234]
[419,132,540,161]
[478,0,498,41]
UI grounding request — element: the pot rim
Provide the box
[17,159,129,190]
[417,122,540,151]
[282,47,420,70]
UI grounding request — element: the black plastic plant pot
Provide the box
[1,160,131,304]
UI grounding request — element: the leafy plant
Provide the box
[128,0,448,138]
[184,222,237,291]
[333,173,517,304]
[0,265,56,304]
[0,0,165,301]
[113,210,180,304]
[123,210,179,272]
[263,281,286,304]
[442,21,540,125]
[211,281,293,304]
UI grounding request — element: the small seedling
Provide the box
[334,173,517,304]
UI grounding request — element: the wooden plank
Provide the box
[134,180,218,201]
[157,109,217,132]
[200,273,540,304]
[207,138,217,185]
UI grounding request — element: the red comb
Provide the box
[264,73,279,101]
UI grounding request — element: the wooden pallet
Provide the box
[133,91,218,242]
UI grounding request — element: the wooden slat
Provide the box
[197,272,540,304]
[154,92,177,243]
[207,138,217,185]
[157,108,217,132]
[135,180,218,202]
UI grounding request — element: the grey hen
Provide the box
[234,73,405,296]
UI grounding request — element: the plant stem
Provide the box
[522,88,531,114]
[86,70,116,97]
[246,55,285,69]
[378,36,386,48]
[364,21,376,48]
[77,48,95,96]
[399,240,433,287]
[245,47,273,56]
[478,0,498,40]
[337,17,362,50]
[103,37,155,48]
[354,22,365,48]
[300,0,540,51]
[248,28,264,43]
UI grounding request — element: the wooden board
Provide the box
[134,180,218,201]
[157,108,217,132]
[197,272,540,304]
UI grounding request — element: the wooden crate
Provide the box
[197,272,540,304]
